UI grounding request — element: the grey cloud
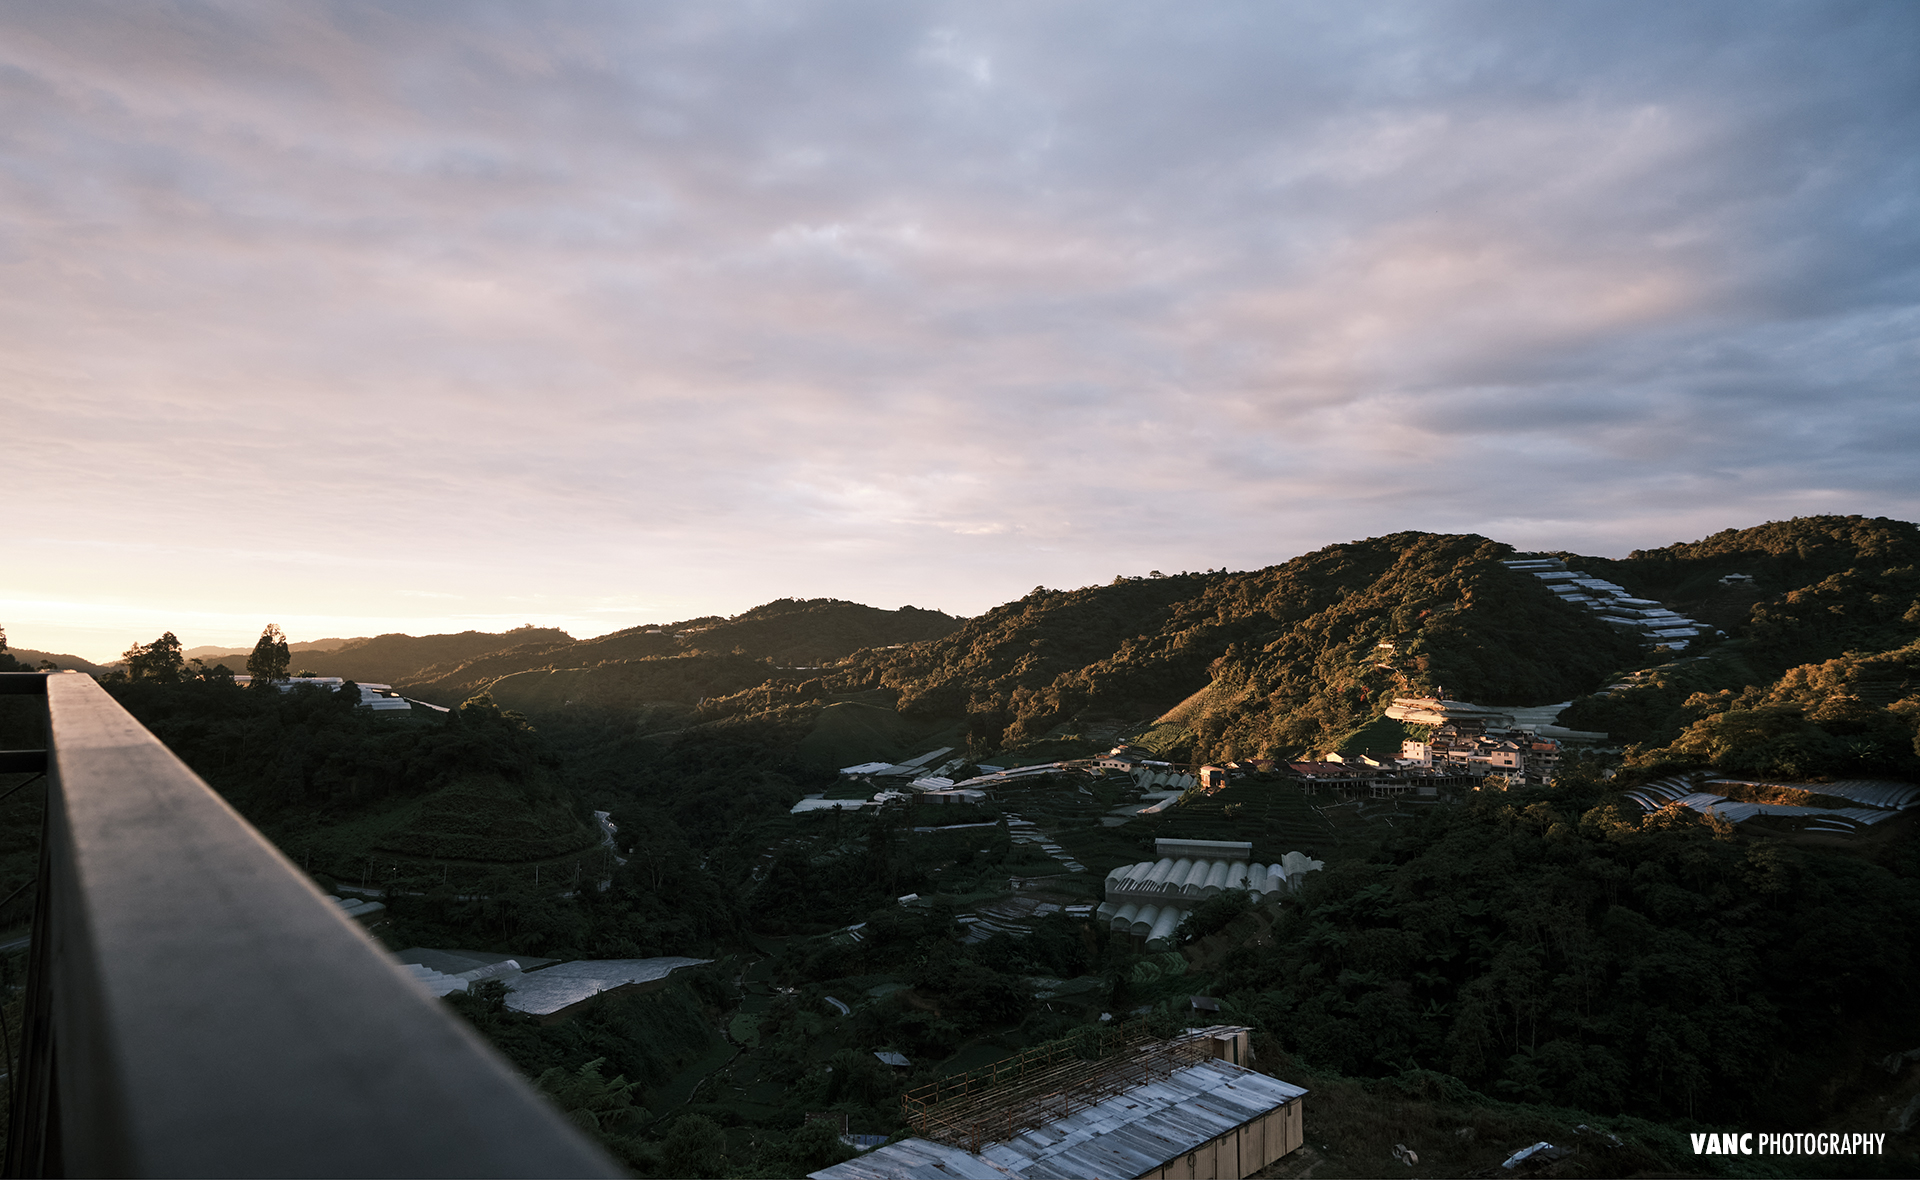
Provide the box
[2,0,1917,649]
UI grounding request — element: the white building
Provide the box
[232,676,414,711]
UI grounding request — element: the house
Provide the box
[917,788,988,806]
[233,675,413,711]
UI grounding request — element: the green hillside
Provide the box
[484,654,792,716]
[1553,516,1920,775]
[854,532,1642,760]
[103,679,604,891]
[169,518,1920,778]
[604,519,1920,776]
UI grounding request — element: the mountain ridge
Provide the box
[60,514,1920,781]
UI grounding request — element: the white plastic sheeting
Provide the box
[1628,777,1915,833]
[1280,851,1325,886]
[1104,855,1320,903]
[1146,906,1183,947]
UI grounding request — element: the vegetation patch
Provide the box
[371,776,599,861]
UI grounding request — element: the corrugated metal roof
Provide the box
[978,1058,1304,1180]
[815,1059,1306,1179]
[814,1060,1305,1179]
[809,1137,1021,1179]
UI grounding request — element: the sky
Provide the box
[4,1,1918,662]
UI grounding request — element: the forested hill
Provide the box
[349,600,963,706]
[847,532,1642,760]
[158,515,1920,775]
[0,646,109,676]
[540,599,957,670]
[1566,514,1920,666]
[1553,515,1920,779]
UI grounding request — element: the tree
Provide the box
[246,625,291,686]
[186,658,234,684]
[533,1057,641,1137]
[659,1114,728,1179]
[781,1119,856,1173]
[123,632,185,683]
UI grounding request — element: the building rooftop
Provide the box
[812,1137,1018,1179]
[814,1058,1305,1180]
[981,1059,1304,1180]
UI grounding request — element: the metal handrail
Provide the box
[0,673,619,1177]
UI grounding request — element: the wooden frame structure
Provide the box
[902,1023,1215,1154]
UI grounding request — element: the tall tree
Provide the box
[123,632,185,683]
[246,624,290,686]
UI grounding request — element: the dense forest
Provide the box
[1221,776,1920,1125]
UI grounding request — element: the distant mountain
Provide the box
[182,638,352,661]
[0,647,111,676]
[89,516,1920,782]
[277,626,575,688]
[293,600,965,708]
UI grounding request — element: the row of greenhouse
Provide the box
[1103,857,1290,903]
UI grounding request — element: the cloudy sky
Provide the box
[4,1,1917,661]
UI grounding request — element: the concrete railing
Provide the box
[0,672,619,1177]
